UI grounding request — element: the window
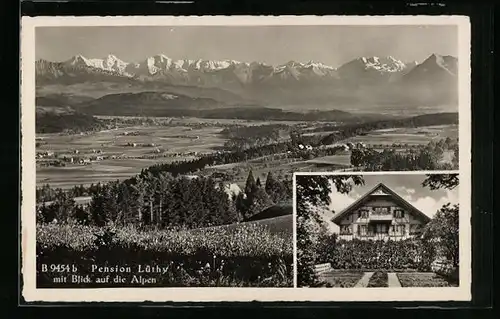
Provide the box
[394,209,405,218]
[373,207,391,215]
[340,225,351,234]
[358,225,367,235]
[394,225,406,235]
[360,210,369,218]
[376,224,389,234]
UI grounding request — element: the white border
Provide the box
[21,15,471,302]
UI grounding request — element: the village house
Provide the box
[331,183,431,241]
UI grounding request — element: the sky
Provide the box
[35,25,458,67]
[313,174,459,233]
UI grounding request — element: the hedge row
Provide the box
[329,239,435,271]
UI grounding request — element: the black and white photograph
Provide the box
[295,172,461,289]
[21,16,471,302]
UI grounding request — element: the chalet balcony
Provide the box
[337,232,414,241]
[368,214,393,221]
[357,233,410,240]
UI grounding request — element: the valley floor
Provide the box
[35,117,458,189]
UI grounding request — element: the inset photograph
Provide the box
[295,172,460,288]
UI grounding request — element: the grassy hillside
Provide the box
[200,214,293,237]
[246,202,293,222]
[36,111,105,134]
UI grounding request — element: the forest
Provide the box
[37,170,291,228]
[350,137,459,171]
[36,111,106,134]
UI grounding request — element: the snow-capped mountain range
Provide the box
[37,53,428,82]
[36,53,458,107]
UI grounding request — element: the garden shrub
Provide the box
[330,239,435,271]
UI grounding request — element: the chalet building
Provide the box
[331,183,431,241]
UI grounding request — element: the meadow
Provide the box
[343,124,458,147]
[36,122,228,188]
[36,116,457,189]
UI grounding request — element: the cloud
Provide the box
[406,188,416,195]
[407,189,459,218]
[325,191,359,233]
[316,207,340,233]
[395,186,416,197]
[328,192,357,216]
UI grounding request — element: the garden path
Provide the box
[387,273,402,287]
[354,272,374,288]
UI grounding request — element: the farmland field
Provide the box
[305,152,352,167]
[342,125,458,147]
[36,119,458,189]
[36,119,260,188]
[96,116,309,127]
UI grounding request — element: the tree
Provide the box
[256,177,262,188]
[423,203,460,267]
[264,171,288,203]
[234,192,250,221]
[290,130,303,145]
[264,171,276,194]
[244,170,257,196]
[130,177,147,225]
[296,175,364,287]
[451,144,459,169]
[116,183,133,225]
[422,174,459,190]
[245,187,273,220]
[38,203,57,223]
[74,205,90,225]
[421,174,460,269]
[51,190,76,223]
[350,149,365,167]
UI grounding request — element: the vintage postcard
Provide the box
[21,15,470,302]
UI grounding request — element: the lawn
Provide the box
[319,271,365,288]
[397,272,458,287]
[366,271,389,287]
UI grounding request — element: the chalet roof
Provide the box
[331,183,431,225]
